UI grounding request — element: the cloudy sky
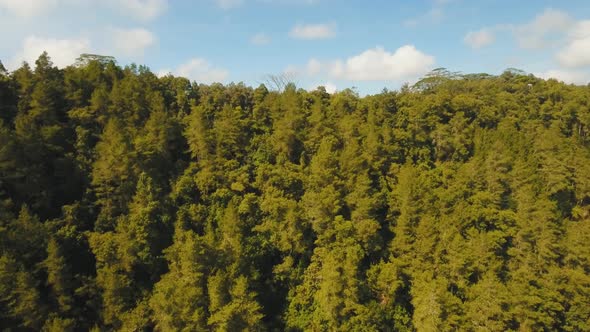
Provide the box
[0,0,589,94]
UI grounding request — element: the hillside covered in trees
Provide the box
[0,53,589,331]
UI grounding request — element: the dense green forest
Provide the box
[0,52,589,331]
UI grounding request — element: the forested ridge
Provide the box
[0,52,590,331]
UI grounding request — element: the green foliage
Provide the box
[0,53,589,330]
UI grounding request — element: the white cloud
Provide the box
[557,20,590,68]
[109,0,167,20]
[0,0,59,17]
[111,28,155,56]
[215,0,243,9]
[466,9,575,51]
[306,58,322,75]
[404,7,444,27]
[558,37,590,68]
[328,45,435,81]
[514,8,573,49]
[287,46,434,82]
[10,35,90,69]
[159,58,229,83]
[290,23,336,40]
[312,82,337,93]
[251,33,270,45]
[464,29,495,49]
[324,82,337,93]
[465,8,590,71]
[536,69,589,85]
[569,20,590,40]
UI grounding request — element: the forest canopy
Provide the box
[0,53,590,331]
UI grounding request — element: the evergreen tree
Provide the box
[0,54,589,330]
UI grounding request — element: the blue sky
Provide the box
[1,0,589,94]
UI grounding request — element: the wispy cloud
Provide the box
[109,0,168,21]
[158,58,229,83]
[110,28,156,56]
[404,0,452,27]
[513,8,572,49]
[464,29,496,49]
[214,0,243,10]
[465,9,575,50]
[0,0,59,17]
[250,33,271,45]
[214,0,318,9]
[404,7,444,27]
[0,0,168,20]
[290,22,336,40]
[465,8,590,84]
[259,0,318,4]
